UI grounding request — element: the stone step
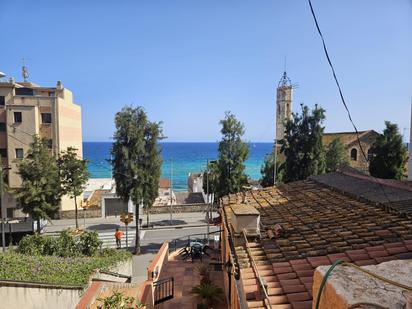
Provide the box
[247,300,265,308]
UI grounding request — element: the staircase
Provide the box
[237,241,289,309]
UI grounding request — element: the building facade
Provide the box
[0,77,82,217]
[322,130,379,172]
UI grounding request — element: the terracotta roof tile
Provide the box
[223,176,412,308]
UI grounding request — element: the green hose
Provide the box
[314,259,345,309]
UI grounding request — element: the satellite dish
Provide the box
[0,72,5,79]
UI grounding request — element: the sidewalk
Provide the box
[46,211,213,233]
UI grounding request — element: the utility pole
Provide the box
[169,159,173,225]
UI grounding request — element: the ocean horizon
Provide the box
[83,141,273,191]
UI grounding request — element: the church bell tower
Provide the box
[275,71,293,144]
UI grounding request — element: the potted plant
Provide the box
[191,282,224,309]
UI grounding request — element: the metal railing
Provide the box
[169,229,222,252]
[153,277,174,305]
[242,229,272,309]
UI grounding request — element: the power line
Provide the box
[307,0,368,163]
[307,0,395,208]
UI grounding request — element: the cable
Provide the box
[307,0,395,209]
[307,0,368,162]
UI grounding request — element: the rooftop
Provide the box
[322,130,379,147]
[222,172,412,309]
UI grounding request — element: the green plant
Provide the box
[78,230,101,256]
[280,104,326,182]
[58,147,89,229]
[0,250,132,287]
[369,121,408,179]
[17,229,101,257]
[325,138,349,173]
[97,291,145,309]
[111,106,163,254]
[196,263,212,285]
[16,135,62,233]
[191,283,224,307]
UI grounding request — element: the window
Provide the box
[0,149,7,158]
[0,123,6,132]
[46,139,53,149]
[6,208,14,218]
[41,113,52,124]
[15,87,34,96]
[0,96,5,106]
[15,148,23,159]
[350,148,358,161]
[48,92,55,97]
[14,112,22,123]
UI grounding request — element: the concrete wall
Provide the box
[149,203,208,214]
[0,281,82,309]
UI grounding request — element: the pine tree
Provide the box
[58,147,89,229]
[369,121,407,179]
[260,150,283,187]
[212,112,249,198]
[111,106,162,253]
[16,136,62,233]
[325,138,349,173]
[280,104,326,182]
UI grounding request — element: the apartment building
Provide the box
[0,76,82,217]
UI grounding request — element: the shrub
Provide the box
[97,291,145,309]
[79,231,101,256]
[191,283,224,307]
[17,229,102,257]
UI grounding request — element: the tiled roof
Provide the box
[311,172,412,217]
[322,130,378,147]
[159,178,171,188]
[222,176,412,309]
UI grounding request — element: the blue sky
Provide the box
[0,0,411,142]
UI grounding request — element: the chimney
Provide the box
[230,204,260,236]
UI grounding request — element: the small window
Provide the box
[41,113,52,124]
[48,92,55,97]
[14,112,22,123]
[6,208,14,218]
[0,123,6,132]
[15,148,23,159]
[350,148,358,161]
[0,149,7,158]
[15,87,34,96]
[46,139,52,149]
[0,96,5,106]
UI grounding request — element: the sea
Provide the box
[83,142,273,191]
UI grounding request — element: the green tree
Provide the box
[16,136,62,233]
[58,147,89,229]
[280,104,326,182]
[260,150,284,187]
[369,121,407,179]
[142,122,162,226]
[211,112,249,198]
[325,138,349,172]
[111,106,162,253]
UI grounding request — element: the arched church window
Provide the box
[350,148,357,161]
